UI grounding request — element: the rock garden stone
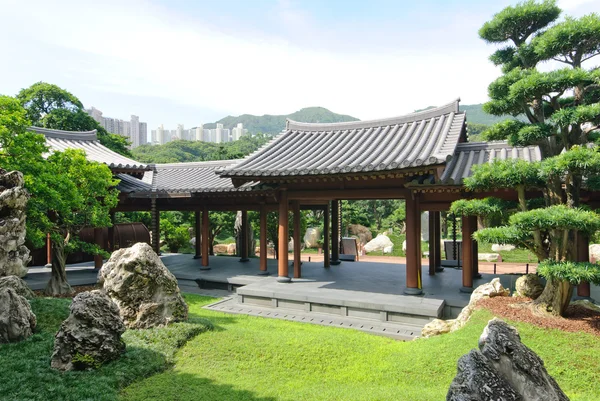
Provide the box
[0,169,31,277]
[51,290,125,371]
[478,252,500,262]
[100,242,188,329]
[0,275,35,299]
[491,244,516,252]
[447,318,568,401]
[303,227,321,248]
[0,287,36,343]
[421,278,510,338]
[588,244,600,263]
[364,234,394,253]
[348,224,372,245]
[515,274,544,299]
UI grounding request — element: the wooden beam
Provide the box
[277,191,290,281]
[293,201,301,278]
[201,207,210,268]
[259,204,268,273]
[194,210,201,259]
[324,202,330,268]
[331,200,340,265]
[404,194,422,295]
[461,215,477,292]
[289,188,409,200]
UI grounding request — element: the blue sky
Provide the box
[0,0,598,140]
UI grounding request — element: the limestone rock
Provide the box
[227,243,236,255]
[0,169,30,277]
[478,253,500,262]
[448,318,568,401]
[383,245,394,254]
[0,288,36,343]
[364,234,394,253]
[303,227,321,248]
[100,242,188,329]
[0,276,34,299]
[348,224,372,245]
[570,299,600,313]
[491,244,516,252]
[421,318,453,337]
[421,211,429,241]
[422,279,510,338]
[515,274,544,299]
[51,290,125,371]
[213,244,229,254]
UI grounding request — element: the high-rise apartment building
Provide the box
[84,107,147,149]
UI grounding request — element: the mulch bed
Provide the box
[33,284,102,299]
[477,296,600,336]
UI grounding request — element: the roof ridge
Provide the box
[156,159,241,169]
[455,141,538,150]
[29,126,98,141]
[286,99,461,131]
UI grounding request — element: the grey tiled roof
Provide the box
[116,172,153,193]
[220,100,465,178]
[29,127,148,171]
[152,160,257,194]
[438,141,542,185]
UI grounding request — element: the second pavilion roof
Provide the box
[220,99,466,179]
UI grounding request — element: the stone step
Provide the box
[204,297,424,340]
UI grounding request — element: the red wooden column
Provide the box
[404,194,422,295]
[577,233,592,299]
[193,210,202,259]
[94,227,103,270]
[277,191,291,282]
[240,210,250,262]
[293,201,301,278]
[108,211,116,252]
[258,204,268,274]
[331,200,341,265]
[201,207,210,270]
[45,233,52,268]
[461,215,477,293]
[324,203,330,268]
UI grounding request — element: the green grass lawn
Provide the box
[0,297,212,401]
[121,294,600,401]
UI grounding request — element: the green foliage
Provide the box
[464,159,544,191]
[161,219,191,253]
[532,14,600,67]
[473,225,531,246]
[450,198,506,217]
[537,260,600,285]
[71,353,102,371]
[203,106,358,135]
[0,297,212,401]
[509,205,600,234]
[541,146,600,179]
[121,294,600,401]
[132,133,271,163]
[16,82,132,157]
[383,202,406,232]
[478,0,560,46]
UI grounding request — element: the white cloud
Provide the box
[1,0,501,125]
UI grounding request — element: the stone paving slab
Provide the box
[204,297,423,341]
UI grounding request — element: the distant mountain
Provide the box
[417,104,526,126]
[198,107,359,135]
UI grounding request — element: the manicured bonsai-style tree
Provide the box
[451,0,600,316]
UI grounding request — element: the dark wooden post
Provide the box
[277,191,290,282]
[428,211,440,275]
[259,204,268,274]
[434,212,442,271]
[331,199,341,265]
[324,203,330,268]
[108,211,116,252]
[94,227,103,270]
[150,198,160,254]
[577,232,592,299]
[240,210,250,262]
[201,207,210,269]
[194,210,202,259]
[461,215,477,293]
[404,194,422,295]
[293,201,301,278]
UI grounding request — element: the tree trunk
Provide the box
[533,278,573,317]
[44,239,74,296]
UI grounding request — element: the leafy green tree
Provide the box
[0,95,119,295]
[16,82,132,157]
[453,1,600,316]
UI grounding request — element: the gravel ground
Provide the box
[477,296,600,336]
